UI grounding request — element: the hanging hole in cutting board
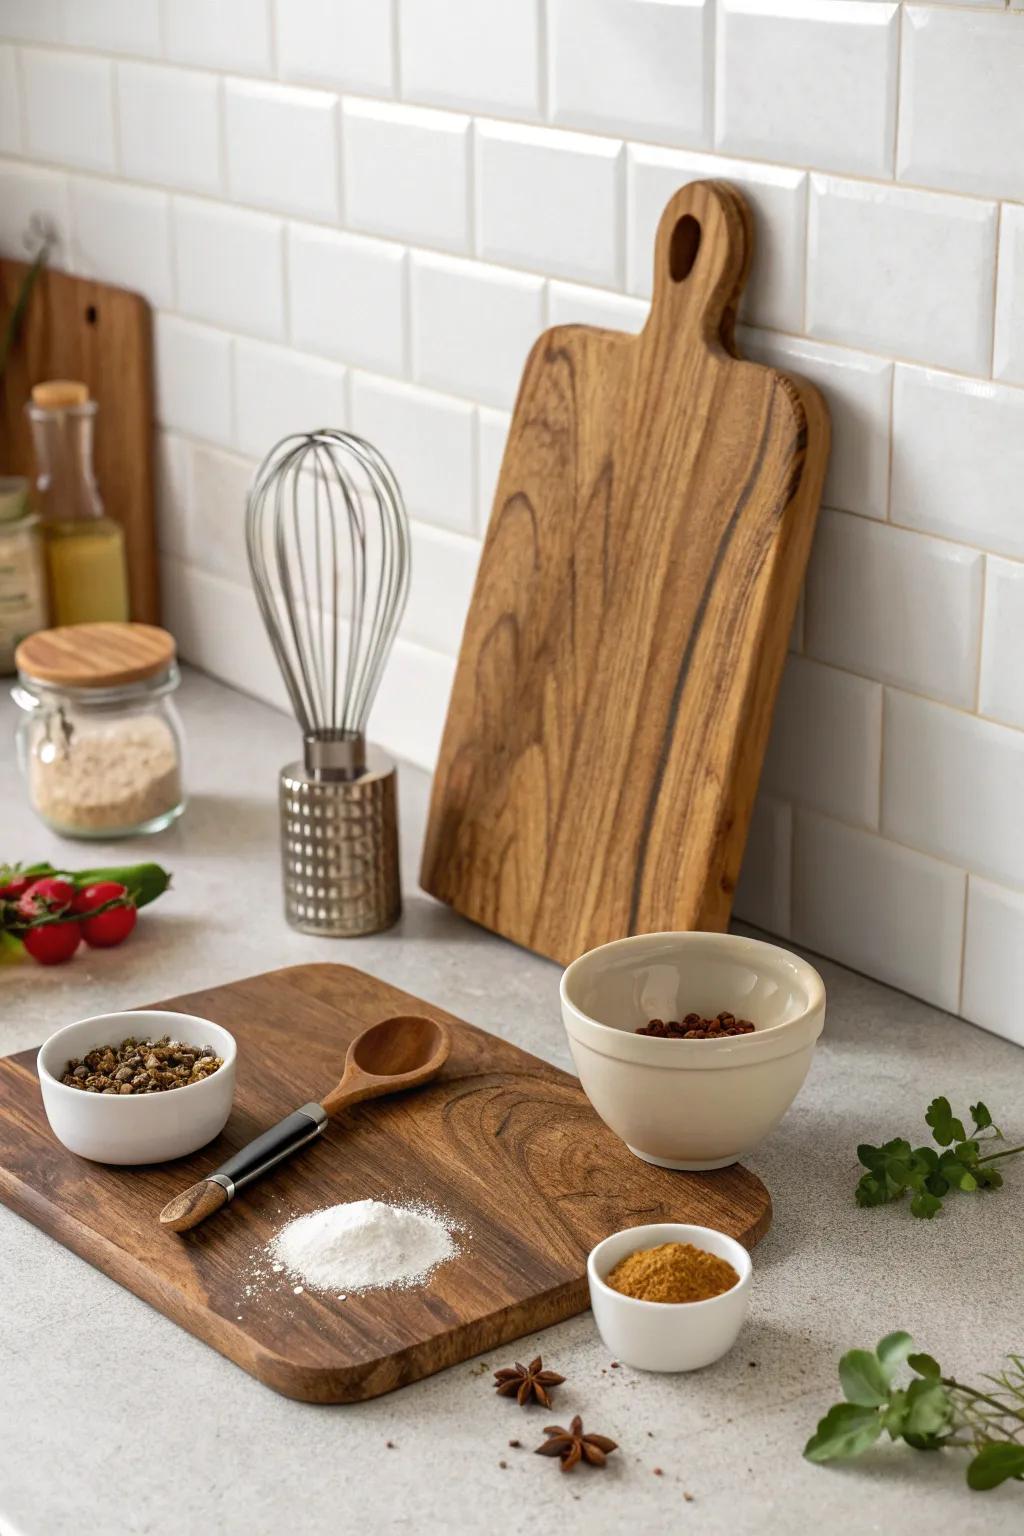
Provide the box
[669,215,701,283]
[85,304,98,325]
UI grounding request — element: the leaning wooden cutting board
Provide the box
[0,964,770,1403]
[422,181,829,965]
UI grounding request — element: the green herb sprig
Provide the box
[855,1097,1023,1218]
[805,1332,1024,1492]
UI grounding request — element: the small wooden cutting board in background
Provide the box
[422,181,829,965]
[0,964,771,1403]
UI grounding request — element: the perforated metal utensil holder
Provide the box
[279,744,401,937]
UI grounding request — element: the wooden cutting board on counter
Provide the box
[0,260,159,622]
[421,181,829,965]
[0,963,771,1403]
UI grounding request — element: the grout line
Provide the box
[891,0,905,185]
[536,0,549,123]
[988,198,1003,378]
[884,361,896,523]
[973,553,989,712]
[956,873,971,1016]
[390,0,401,100]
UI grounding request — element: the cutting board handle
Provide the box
[648,180,752,352]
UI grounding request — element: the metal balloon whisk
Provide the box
[246,430,411,936]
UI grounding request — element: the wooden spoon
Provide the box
[159,1014,450,1234]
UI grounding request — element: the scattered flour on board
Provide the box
[267,1199,459,1297]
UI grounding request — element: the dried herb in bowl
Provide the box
[61,1035,222,1095]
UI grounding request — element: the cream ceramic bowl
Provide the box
[37,1009,237,1165]
[588,1222,752,1372]
[561,931,825,1169]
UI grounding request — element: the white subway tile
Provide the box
[792,809,964,1012]
[762,654,882,828]
[1,0,63,43]
[891,365,1024,560]
[627,144,806,332]
[154,314,233,446]
[370,637,456,770]
[160,0,272,74]
[548,281,648,332]
[343,100,471,254]
[739,328,891,520]
[399,0,540,117]
[994,204,1024,386]
[276,0,394,96]
[477,406,510,525]
[161,557,288,715]
[883,688,1024,890]
[899,6,1024,202]
[718,0,898,177]
[288,225,407,376]
[550,0,710,147]
[402,522,481,655]
[980,557,1024,730]
[225,79,339,223]
[805,512,983,709]
[174,197,285,341]
[118,63,222,195]
[21,48,115,173]
[476,122,623,288]
[233,338,347,459]
[0,161,71,262]
[0,48,21,154]
[807,175,997,374]
[155,430,190,561]
[734,794,792,938]
[70,179,173,309]
[349,372,476,536]
[63,0,161,55]
[187,442,255,586]
[962,878,1024,1048]
[411,252,544,409]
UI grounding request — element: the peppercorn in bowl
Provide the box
[37,1009,236,1164]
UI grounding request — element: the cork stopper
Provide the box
[30,380,90,409]
[15,622,176,688]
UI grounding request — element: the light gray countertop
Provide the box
[1,669,1021,1536]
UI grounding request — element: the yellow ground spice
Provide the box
[605,1241,739,1303]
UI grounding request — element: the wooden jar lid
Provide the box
[30,380,91,408]
[15,623,177,688]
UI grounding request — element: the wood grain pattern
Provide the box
[421,181,830,965]
[0,963,771,1403]
[15,621,175,687]
[0,260,159,623]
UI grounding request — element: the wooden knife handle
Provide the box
[160,1178,229,1232]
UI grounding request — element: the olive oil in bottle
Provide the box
[27,380,129,625]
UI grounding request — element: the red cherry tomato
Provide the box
[80,901,137,950]
[17,877,76,921]
[23,920,82,966]
[72,881,129,915]
[0,874,34,900]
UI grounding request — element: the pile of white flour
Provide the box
[268,1198,457,1296]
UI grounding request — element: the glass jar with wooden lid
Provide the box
[12,623,186,838]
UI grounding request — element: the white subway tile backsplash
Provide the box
[348,372,476,535]
[717,0,899,178]
[792,809,964,1012]
[0,0,63,43]
[174,197,285,341]
[883,688,1024,890]
[399,0,540,118]
[276,0,393,96]
[549,0,710,147]
[762,655,882,829]
[160,0,272,74]
[805,512,983,709]
[343,101,471,254]
[370,637,456,770]
[118,63,222,195]
[161,557,289,716]
[233,338,347,459]
[0,48,21,154]
[627,144,806,332]
[225,79,339,222]
[71,179,173,309]
[21,48,115,173]
[154,314,233,446]
[0,160,71,262]
[962,878,1024,1049]
[63,0,161,55]
[402,522,481,655]
[979,557,1024,730]
[288,224,407,375]
[155,430,190,561]
[476,122,623,288]
[734,794,792,938]
[477,406,510,524]
[187,442,255,585]
[739,328,891,520]
[994,204,1024,386]
[891,366,1024,561]
[899,6,1024,202]
[548,281,648,333]
[807,175,997,374]
[411,252,545,409]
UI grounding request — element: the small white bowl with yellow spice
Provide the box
[587,1223,752,1372]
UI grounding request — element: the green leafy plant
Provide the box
[855,1097,1023,1217]
[0,214,58,382]
[805,1333,1024,1492]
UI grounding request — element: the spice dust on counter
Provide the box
[605,1241,738,1303]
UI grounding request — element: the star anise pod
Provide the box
[493,1355,565,1407]
[535,1415,618,1472]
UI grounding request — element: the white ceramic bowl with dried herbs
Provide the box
[561,931,825,1169]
